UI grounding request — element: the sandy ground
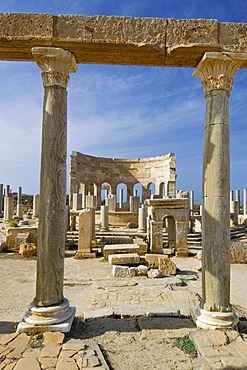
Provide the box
[0,250,246,370]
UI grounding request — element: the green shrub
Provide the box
[9,221,18,228]
[65,240,77,250]
[174,335,197,358]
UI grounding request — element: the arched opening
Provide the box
[148,182,155,198]
[101,182,111,205]
[133,182,143,204]
[163,215,176,251]
[159,182,165,198]
[116,183,127,210]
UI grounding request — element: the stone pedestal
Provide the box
[230,200,239,226]
[100,205,109,231]
[86,194,97,208]
[106,194,116,212]
[193,52,241,330]
[149,220,163,254]
[75,208,96,258]
[130,196,140,212]
[17,47,77,334]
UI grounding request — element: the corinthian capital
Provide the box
[32,47,77,88]
[193,52,241,95]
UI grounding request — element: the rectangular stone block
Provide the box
[103,243,140,260]
[109,253,140,266]
[145,253,168,268]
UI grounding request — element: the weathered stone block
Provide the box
[219,22,247,55]
[0,13,53,39]
[112,265,129,277]
[136,265,148,276]
[19,243,37,257]
[230,241,247,263]
[158,257,177,276]
[145,253,168,268]
[108,253,140,266]
[103,244,140,260]
[15,232,31,249]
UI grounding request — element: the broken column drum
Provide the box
[17,47,77,333]
[193,52,241,330]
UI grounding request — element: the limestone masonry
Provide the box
[0,14,247,68]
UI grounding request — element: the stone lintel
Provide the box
[146,198,188,208]
[0,14,247,67]
[74,252,96,259]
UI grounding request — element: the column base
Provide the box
[74,251,96,259]
[137,228,146,233]
[100,227,109,232]
[17,298,75,334]
[195,306,239,330]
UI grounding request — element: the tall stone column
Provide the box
[16,186,23,219]
[193,52,241,329]
[32,194,40,218]
[17,47,77,333]
[244,189,247,216]
[0,184,3,216]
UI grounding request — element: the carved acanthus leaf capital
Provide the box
[32,47,77,88]
[193,52,241,95]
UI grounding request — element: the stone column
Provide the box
[235,190,240,215]
[3,192,13,223]
[119,188,124,209]
[137,205,147,233]
[16,186,23,219]
[100,205,109,231]
[17,47,77,333]
[106,194,116,212]
[230,190,234,201]
[193,52,241,329]
[230,200,239,226]
[190,190,194,214]
[130,196,140,212]
[72,192,82,210]
[0,184,3,216]
[32,194,40,218]
[243,189,247,216]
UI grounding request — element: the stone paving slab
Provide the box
[190,329,247,369]
[0,332,110,370]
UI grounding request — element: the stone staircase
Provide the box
[67,225,247,249]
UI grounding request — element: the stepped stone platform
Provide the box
[103,243,140,260]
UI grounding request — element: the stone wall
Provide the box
[70,151,176,205]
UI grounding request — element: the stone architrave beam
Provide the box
[0,14,247,68]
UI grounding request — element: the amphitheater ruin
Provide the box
[1,13,247,340]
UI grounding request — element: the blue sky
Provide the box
[0,0,246,203]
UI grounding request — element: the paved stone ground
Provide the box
[0,246,246,369]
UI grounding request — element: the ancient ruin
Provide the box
[0,13,247,339]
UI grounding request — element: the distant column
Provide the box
[119,188,124,209]
[244,189,247,216]
[193,52,241,330]
[32,194,40,218]
[100,205,109,231]
[137,205,147,233]
[190,190,194,213]
[230,190,234,201]
[0,184,3,216]
[3,191,13,222]
[72,192,82,210]
[17,47,77,333]
[16,186,23,219]
[235,190,240,215]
